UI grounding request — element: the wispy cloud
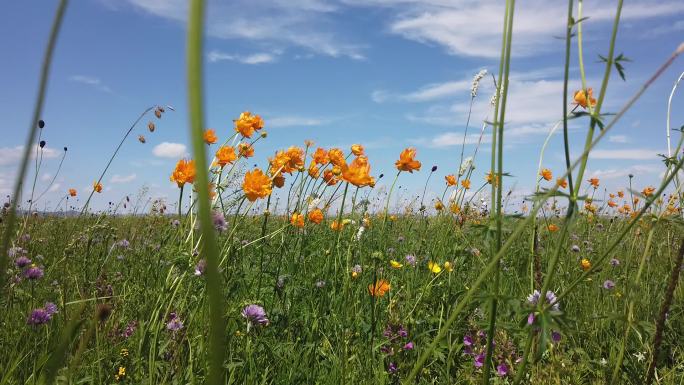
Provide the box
[69,75,112,93]
[590,148,661,160]
[110,173,137,183]
[608,135,629,144]
[588,164,663,179]
[268,116,327,128]
[122,0,365,59]
[207,50,277,64]
[0,145,61,166]
[152,142,187,158]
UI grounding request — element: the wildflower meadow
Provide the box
[1,0,684,384]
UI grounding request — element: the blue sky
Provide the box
[1,0,683,211]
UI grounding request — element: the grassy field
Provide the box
[2,0,684,384]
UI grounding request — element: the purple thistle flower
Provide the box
[405,254,417,266]
[24,265,44,280]
[15,256,31,268]
[610,258,620,267]
[463,335,473,346]
[123,320,138,339]
[242,304,269,327]
[117,239,130,248]
[166,312,183,332]
[194,259,206,276]
[27,308,51,326]
[527,313,536,325]
[387,362,398,374]
[45,302,58,316]
[397,326,408,338]
[8,246,25,258]
[212,211,227,232]
[403,341,414,350]
[527,289,559,311]
[496,363,509,376]
[474,353,485,368]
[603,280,615,290]
[551,330,561,343]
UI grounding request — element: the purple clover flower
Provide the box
[405,254,417,266]
[15,256,31,268]
[527,289,559,311]
[212,211,227,232]
[24,265,44,280]
[242,304,269,327]
[496,363,509,376]
[166,312,184,332]
[27,302,58,326]
[610,258,620,267]
[194,259,206,276]
[603,280,615,290]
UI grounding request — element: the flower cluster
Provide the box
[463,329,519,377]
[27,302,58,326]
[381,324,414,376]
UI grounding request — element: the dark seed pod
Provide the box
[63,147,68,152]
[38,120,45,128]
[39,140,46,148]
[431,165,438,172]
[148,121,155,132]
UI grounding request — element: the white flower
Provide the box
[471,69,487,97]
[599,358,607,366]
[356,226,365,241]
[307,197,321,211]
[634,352,645,362]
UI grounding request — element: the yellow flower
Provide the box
[428,261,442,274]
[328,148,346,167]
[642,186,656,197]
[242,168,272,201]
[461,179,471,190]
[368,279,390,297]
[330,220,344,231]
[390,260,403,269]
[312,148,329,165]
[485,172,499,187]
[238,143,254,158]
[449,203,461,214]
[290,213,305,228]
[93,181,103,193]
[203,129,218,144]
[445,174,456,186]
[444,261,454,272]
[234,111,264,138]
[351,144,364,156]
[395,147,421,173]
[308,208,324,224]
[547,224,559,232]
[434,200,444,211]
[215,146,237,167]
[540,168,552,181]
[580,258,591,271]
[308,162,320,178]
[573,88,597,109]
[342,156,375,188]
[170,159,196,188]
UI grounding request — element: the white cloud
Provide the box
[207,50,277,64]
[110,173,137,183]
[152,142,187,158]
[0,145,61,166]
[69,75,112,93]
[268,116,326,128]
[40,173,52,182]
[590,148,661,160]
[122,0,364,59]
[48,183,61,192]
[589,164,662,179]
[608,135,629,143]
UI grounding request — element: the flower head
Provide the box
[351,144,364,156]
[588,178,600,188]
[242,304,269,327]
[238,143,254,158]
[342,156,375,188]
[203,129,218,144]
[395,148,421,173]
[574,88,597,109]
[242,168,272,201]
[68,188,77,197]
[540,168,553,181]
[24,264,44,280]
[308,208,324,224]
[428,261,442,274]
[642,186,656,197]
[215,146,237,167]
[368,279,390,297]
[234,111,264,138]
[580,258,591,271]
[290,212,305,228]
[166,312,183,331]
[170,159,196,188]
[445,174,456,186]
[603,280,615,290]
[390,260,403,269]
[93,181,103,193]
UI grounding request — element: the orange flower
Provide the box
[609,193,616,199]
[308,162,320,178]
[312,148,329,165]
[215,146,237,167]
[269,147,305,175]
[238,143,254,158]
[290,213,305,228]
[633,197,640,205]
[93,181,103,193]
[170,159,196,188]
[547,224,559,232]
[580,258,591,271]
[304,139,314,148]
[368,279,390,297]
[617,190,624,198]
[234,111,264,138]
[445,175,456,186]
[351,144,364,156]
[607,200,617,208]
[308,208,324,224]
[273,174,285,189]
[540,168,552,181]
[461,179,471,190]
[556,178,568,188]
[68,188,77,197]
[588,178,600,188]
[328,148,346,167]
[642,186,656,197]
[203,129,218,144]
[323,169,338,186]
[342,156,375,188]
[485,172,499,187]
[330,220,344,231]
[573,88,597,109]
[242,168,272,201]
[434,200,444,211]
[395,148,421,173]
